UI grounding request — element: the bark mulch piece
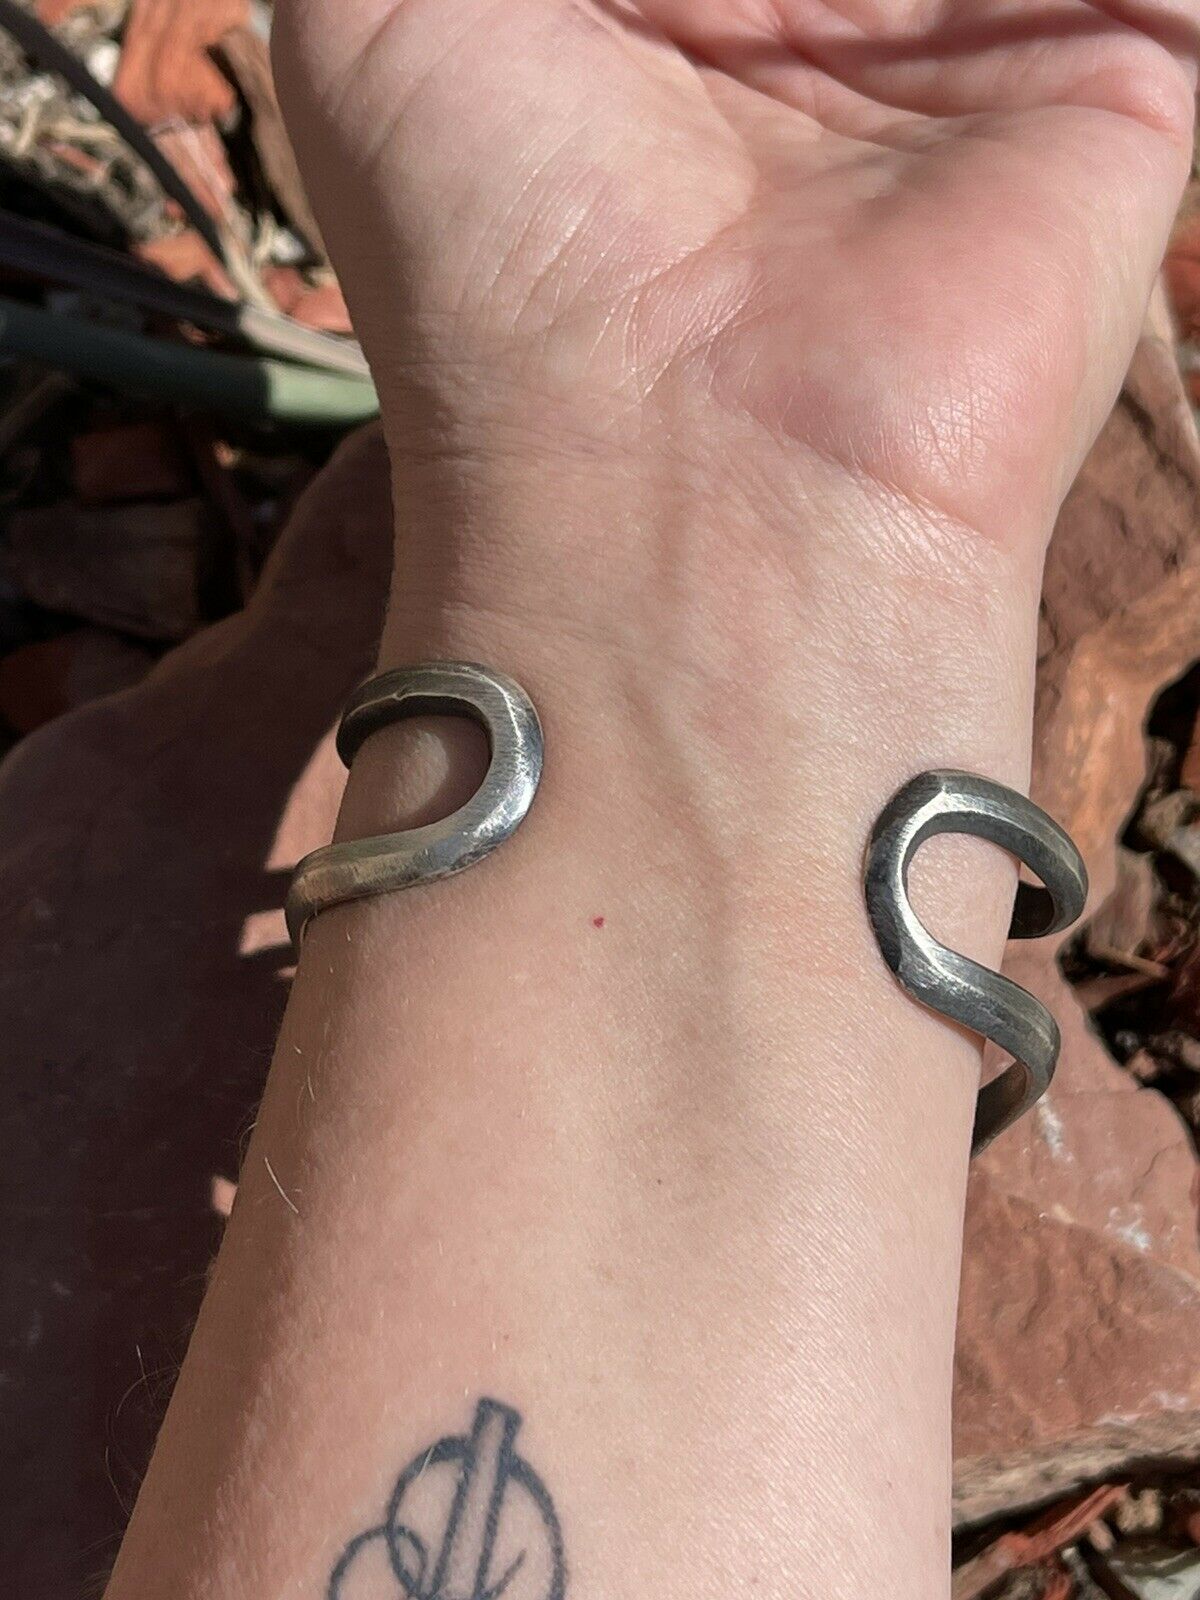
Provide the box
[113,0,248,125]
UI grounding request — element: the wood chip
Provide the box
[36,0,91,22]
[114,0,249,125]
[153,121,237,225]
[136,228,235,297]
[214,25,326,256]
[953,1487,1128,1600]
[263,267,352,333]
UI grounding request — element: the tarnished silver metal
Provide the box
[286,662,543,951]
[864,770,1088,1156]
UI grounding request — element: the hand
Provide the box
[272,0,1197,573]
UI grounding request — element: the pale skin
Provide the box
[103,3,1197,1598]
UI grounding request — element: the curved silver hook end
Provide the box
[864,770,1087,1156]
[286,662,543,951]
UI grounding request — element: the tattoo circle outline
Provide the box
[328,1399,565,1600]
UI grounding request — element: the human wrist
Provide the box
[374,416,1043,778]
[333,430,1044,1081]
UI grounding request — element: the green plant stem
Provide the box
[0,297,378,427]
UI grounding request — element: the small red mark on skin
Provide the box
[592,916,605,929]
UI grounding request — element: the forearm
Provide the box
[101,0,1192,1581]
[104,457,1041,1600]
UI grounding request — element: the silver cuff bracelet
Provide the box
[289,669,1085,1159]
[864,770,1087,1155]
[286,661,544,951]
